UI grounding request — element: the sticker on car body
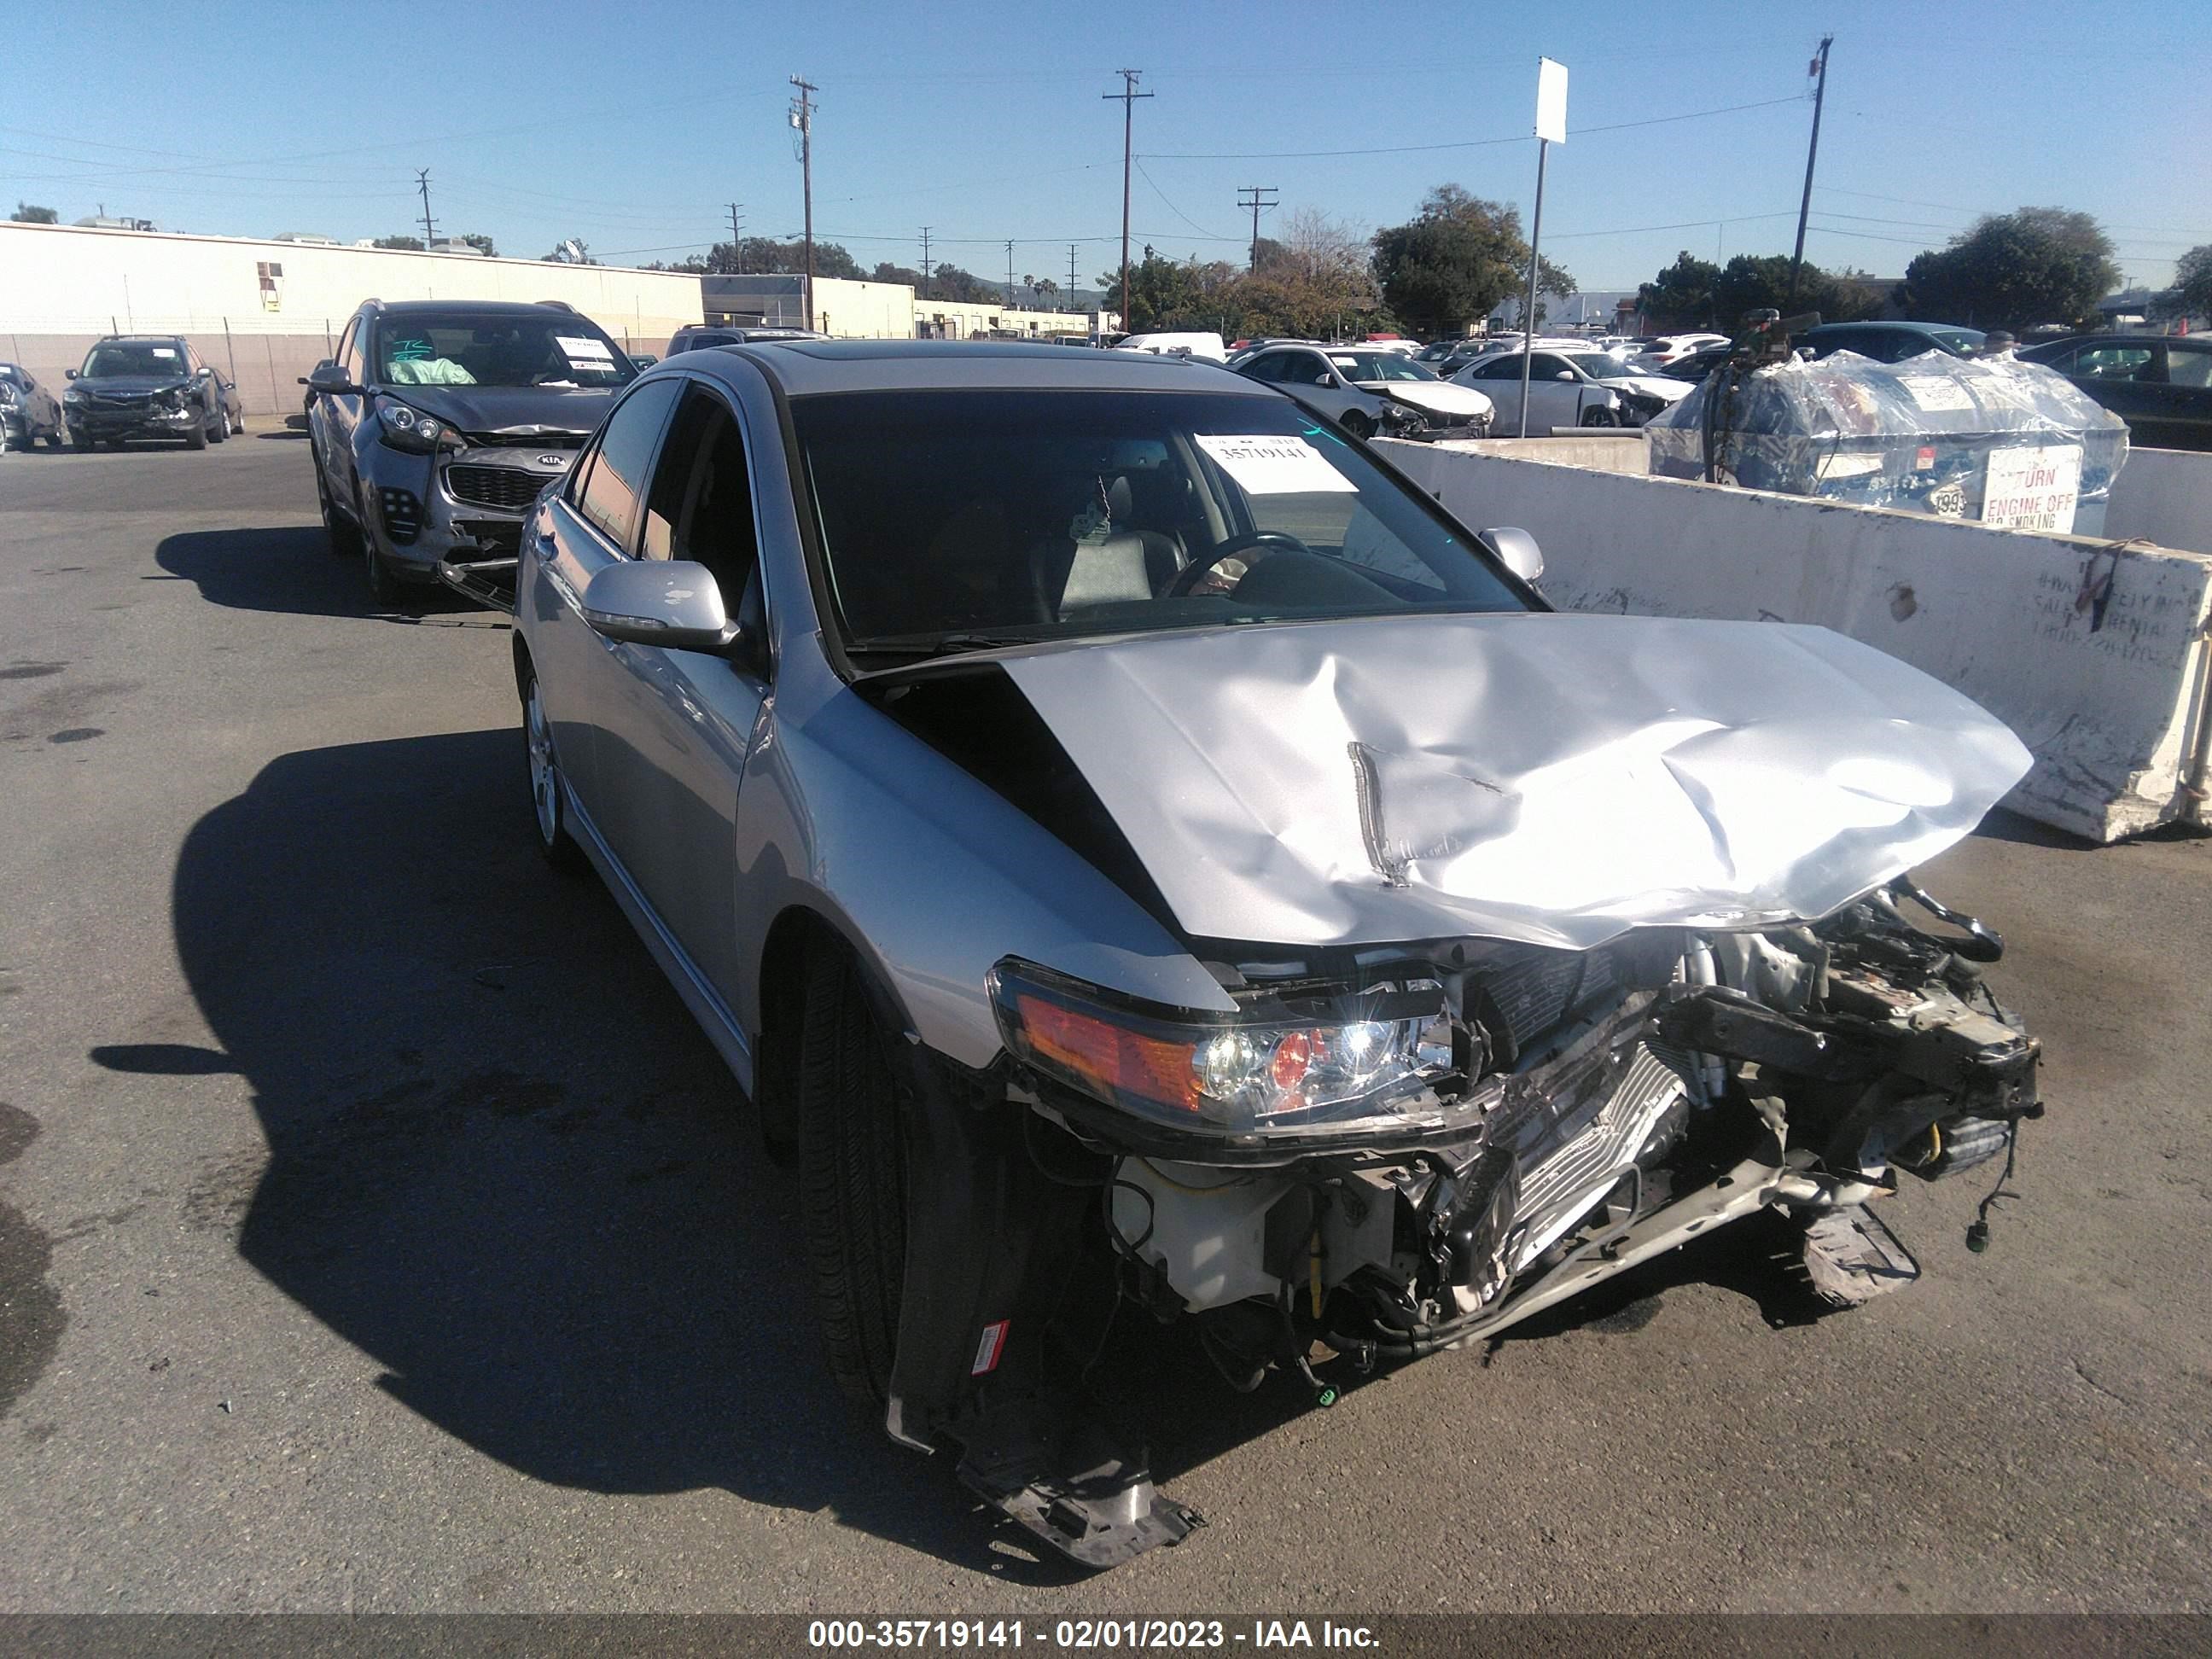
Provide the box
[1194,434,1358,495]
[1896,375,1975,412]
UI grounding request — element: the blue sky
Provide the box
[5,0,2205,293]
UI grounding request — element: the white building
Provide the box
[1,220,703,413]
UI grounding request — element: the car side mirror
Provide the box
[303,362,357,395]
[581,560,747,655]
[1476,526,1544,586]
[1553,370,1575,381]
[66,369,78,380]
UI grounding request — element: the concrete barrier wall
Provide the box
[2105,445,2212,556]
[1380,441,2212,842]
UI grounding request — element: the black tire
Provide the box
[315,456,360,556]
[185,417,209,451]
[521,665,588,875]
[363,537,402,606]
[230,408,246,436]
[71,434,90,452]
[45,429,66,450]
[1340,409,1375,439]
[209,409,228,444]
[1582,405,1620,428]
[797,946,908,1407]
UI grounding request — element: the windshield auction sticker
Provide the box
[1196,434,1359,494]
[555,335,614,359]
[1982,442,2081,533]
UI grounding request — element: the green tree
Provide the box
[2163,244,2212,323]
[1895,207,2120,330]
[1371,186,1566,337]
[1098,247,1243,331]
[1639,251,1722,329]
[373,233,425,251]
[726,236,861,279]
[10,202,59,224]
[456,232,496,257]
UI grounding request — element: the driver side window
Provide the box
[576,378,683,552]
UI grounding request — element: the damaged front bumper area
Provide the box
[911,876,2040,1568]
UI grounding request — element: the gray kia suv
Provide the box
[303,299,637,603]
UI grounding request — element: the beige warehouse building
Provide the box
[1,222,705,416]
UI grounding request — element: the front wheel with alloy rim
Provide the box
[1582,405,1620,427]
[1339,410,1375,439]
[522,668,588,874]
[798,946,909,1407]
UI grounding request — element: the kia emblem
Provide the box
[538,453,568,468]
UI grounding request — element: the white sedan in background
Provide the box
[1452,346,1693,430]
[1627,332,1732,371]
[1235,343,1496,438]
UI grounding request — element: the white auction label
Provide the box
[1897,375,1974,412]
[1982,443,2081,533]
[1195,433,1358,495]
[555,335,613,358]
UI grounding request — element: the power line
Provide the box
[1138,95,1807,160]
[1134,157,1225,240]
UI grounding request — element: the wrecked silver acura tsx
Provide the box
[503,341,2041,1569]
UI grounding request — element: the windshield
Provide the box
[81,342,188,379]
[370,313,637,387]
[1563,352,1638,380]
[791,389,1529,659]
[1930,328,1986,355]
[1329,351,1440,382]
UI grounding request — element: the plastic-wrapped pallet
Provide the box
[1644,348,2130,536]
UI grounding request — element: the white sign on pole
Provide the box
[1534,57,1569,144]
[1982,443,2083,533]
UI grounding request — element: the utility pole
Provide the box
[1237,185,1278,272]
[1787,36,1833,311]
[790,76,818,329]
[1006,241,1016,310]
[415,169,437,247]
[726,202,744,272]
[1103,69,1151,332]
[1068,243,1079,315]
[920,226,933,299]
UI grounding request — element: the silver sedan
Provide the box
[502,341,2046,1568]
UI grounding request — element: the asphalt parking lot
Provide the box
[3,433,2209,1615]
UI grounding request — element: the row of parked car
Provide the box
[1,336,247,452]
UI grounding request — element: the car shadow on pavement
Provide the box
[129,726,1084,1582]
[156,527,487,624]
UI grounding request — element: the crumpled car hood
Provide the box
[996,614,2031,951]
[376,383,618,438]
[1363,380,1495,418]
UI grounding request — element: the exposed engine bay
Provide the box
[966,874,2039,1564]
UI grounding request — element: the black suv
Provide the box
[303,298,638,604]
[63,335,238,450]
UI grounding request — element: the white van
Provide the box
[1111,330,1229,362]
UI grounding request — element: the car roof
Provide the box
[675,338,1270,397]
[370,299,582,317]
[1803,320,1971,335]
[97,334,188,344]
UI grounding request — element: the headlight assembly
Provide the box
[990,958,1464,1144]
[375,394,454,453]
